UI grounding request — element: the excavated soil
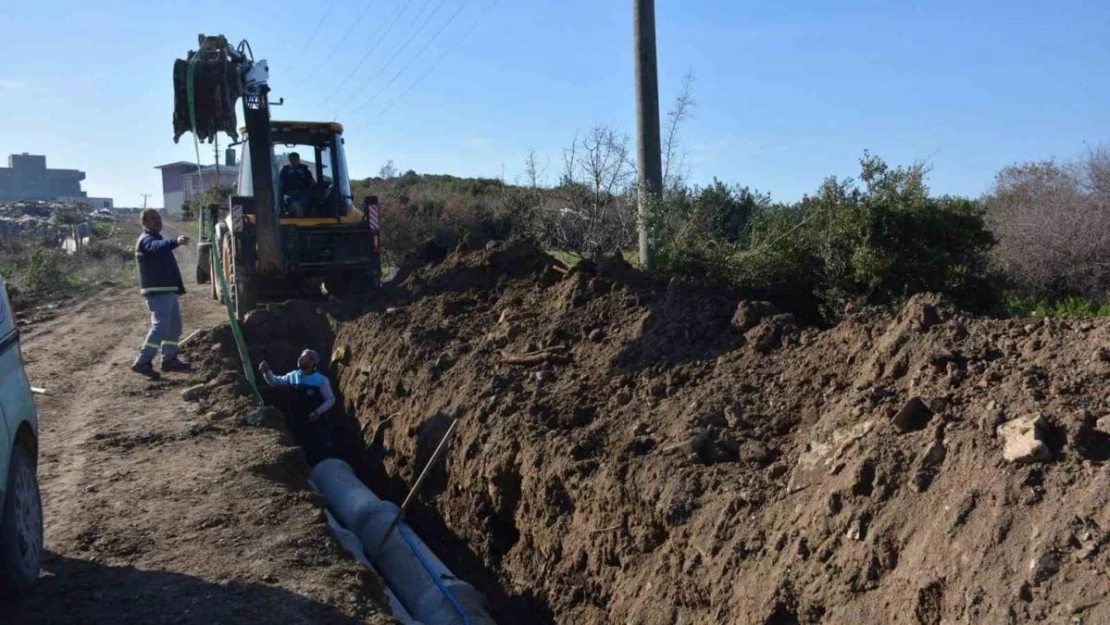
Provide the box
[188,240,1110,624]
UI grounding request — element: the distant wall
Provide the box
[163,190,185,214]
[0,153,87,201]
[58,196,114,209]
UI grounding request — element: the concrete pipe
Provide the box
[324,511,424,625]
[312,458,385,532]
[310,460,497,625]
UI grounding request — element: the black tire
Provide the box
[195,242,212,286]
[0,444,42,600]
[210,248,221,302]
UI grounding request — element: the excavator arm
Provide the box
[173,34,281,276]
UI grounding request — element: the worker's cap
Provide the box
[299,349,320,365]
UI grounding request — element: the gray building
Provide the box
[0,153,88,202]
[154,161,197,214]
[156,149,239,214]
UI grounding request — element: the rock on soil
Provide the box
[892,397,933,432]
[997,414,1053,464]
[191,240,1110,625]
[731,300,778,332]
[181,383,207,402]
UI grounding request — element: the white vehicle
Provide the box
[0,274,42,598]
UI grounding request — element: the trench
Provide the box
[246,311,553,625]
[229,241,819,625]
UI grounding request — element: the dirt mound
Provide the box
[395,238,566,299]
[196,242,1110,624]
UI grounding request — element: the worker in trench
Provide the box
[258,349,335,463]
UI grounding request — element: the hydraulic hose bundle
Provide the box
[173,34,243,144]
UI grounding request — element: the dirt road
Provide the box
[2,230,393,624]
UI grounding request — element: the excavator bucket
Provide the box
[173,34,242,144]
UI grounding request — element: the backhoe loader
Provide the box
[173,34,381,319]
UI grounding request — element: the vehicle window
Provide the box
[336,138,353,212]
[318,145,332,186]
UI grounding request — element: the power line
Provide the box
[296,0,379,89]
[349,0,471,117]
[331,0,447,117]
[375,0,496,119]
[331,0,452,118]
[293,0,339,62]
[320,0,418,109]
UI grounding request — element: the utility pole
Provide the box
[141,193,152,210]
[634,0,662,271]
[213,137,221,191]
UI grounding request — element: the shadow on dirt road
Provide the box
[3,551,371,625]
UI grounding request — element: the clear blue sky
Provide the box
[1,0,1107,207]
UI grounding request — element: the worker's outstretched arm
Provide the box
[258,362,292,387]
[264,370,295,387]
[139,236,178,254]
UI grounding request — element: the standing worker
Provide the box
[258,349,335,464]
[131,208,191,378]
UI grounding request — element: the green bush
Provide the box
[19,246,70,293]
[651,154,998,320]
[91,221,115,238]
[1005,296,1110,319]
[649,180,774,280]
[353,172,518,267]
[182,183,235,222]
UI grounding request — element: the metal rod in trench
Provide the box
[377,417,460,552]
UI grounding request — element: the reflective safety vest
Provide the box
[135,230,186,297]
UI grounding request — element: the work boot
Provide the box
[131,362,161,379]
[161,358,193,373]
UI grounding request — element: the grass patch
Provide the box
[1006,296,1110,319]
[547,249,640,269]
[0,220,142,303]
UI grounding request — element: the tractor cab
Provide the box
[236,120,364,226]
[177,34,381,319]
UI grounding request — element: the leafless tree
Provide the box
[987,147,1110,299]
[378,159,397,180]
[523,148,548,189]
[524,71,697,257]
[548,126,637,256]
[503,149,548,230]
[662,70,696,196]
